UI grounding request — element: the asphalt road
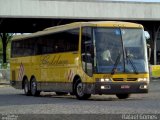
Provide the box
[0,80,160,119]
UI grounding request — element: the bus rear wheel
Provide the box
[116,94,130,99]
[31,78,40,96]
[74,80,91,100]
[24,79,31,96]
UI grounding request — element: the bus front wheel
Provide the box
[116,94,130,99]
[74,80,91,100]
[30,78,40,96]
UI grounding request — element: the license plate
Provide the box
[121,85,130,89]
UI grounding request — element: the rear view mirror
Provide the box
[144,31,150,40]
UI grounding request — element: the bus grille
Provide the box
[113,78,137,81]
[113,78,123,81]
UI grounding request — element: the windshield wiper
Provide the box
[111,53,121,75]
[125,50,139,74]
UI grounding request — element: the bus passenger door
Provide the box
[81,27,93,77]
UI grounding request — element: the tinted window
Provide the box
[11,29,79,57]
[11,38,36,57]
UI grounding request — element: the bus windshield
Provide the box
[94,28,148,74]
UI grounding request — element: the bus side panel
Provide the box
[10,58,21,89]
[38,52,79,92]
[10,57,32,89]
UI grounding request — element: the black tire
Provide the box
[56,92,68,96]
[30,78,40,96]
[116,94,130,99]
[74,80,91,100]
[24,78,31,96]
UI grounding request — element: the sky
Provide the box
[110,0,160,2]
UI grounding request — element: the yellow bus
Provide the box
[10,21,150,100]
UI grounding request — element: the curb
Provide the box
[0,83,10,85]
[0,84,10,88]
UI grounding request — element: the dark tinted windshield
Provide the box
[122,28,148,73]
[94,28,148,74]
[94,28,124,73]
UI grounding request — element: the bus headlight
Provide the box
[100,78,111,82]
[139,85,148,89]
[137,78,148,82]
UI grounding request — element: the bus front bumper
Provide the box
[84,82,149,94]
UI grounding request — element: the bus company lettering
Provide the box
[40,55,68,66]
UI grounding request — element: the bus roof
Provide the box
[12,21,143,41]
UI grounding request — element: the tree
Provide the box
[0,33,13,64]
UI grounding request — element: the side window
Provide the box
[56,29,79,53]
[11,28,80,57]
[11,38,36,57]
[66,29,79,52]
[23,38,35,56]
[81,27,93,76]
[11,41,17,58]
[11,41,15,57]
[35,28,79,55]
[11,40,24,57]
[34,35,48,55]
